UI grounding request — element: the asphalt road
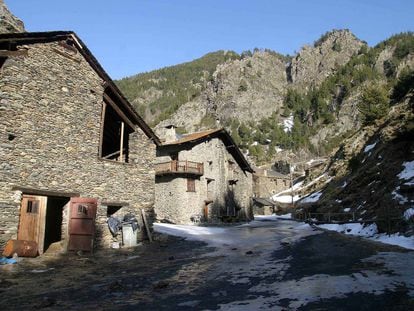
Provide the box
[0,219,413,310]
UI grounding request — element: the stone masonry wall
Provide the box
[155,137,253,224]
[253,174,290,198]
[0,42,156,250]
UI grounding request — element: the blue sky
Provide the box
[7,0,414,80]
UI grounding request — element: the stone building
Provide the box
[0,31,160,254]
[253,168,291,198]
[155,127,254,224]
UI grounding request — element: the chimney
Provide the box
[164,125,177,143]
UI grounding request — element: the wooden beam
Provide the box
[141,209,153,242]
[102,148,126,159]
[12,186,80,198]
[98,101,107,158]
[120,121,124,162]
[52,47,81,63]
[100,201,130,207]
[103,93,135,130]
[0,49,28,57]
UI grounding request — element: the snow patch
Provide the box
[404,208,414,220]
[318,223,378,237]
[254,213,292,221]
[301,191,323,203]
[283,114,294,133]
[272,195,300,203]
[341,181,348,188]
[373,234,414,250]
[392,187,409,204]
[270,181,303,201]
[317,223,414,250]
[275,146,283,153]
[397,161,414,180]
[343,207,351,212]
[364,142,377,153]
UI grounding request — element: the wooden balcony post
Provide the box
[120,121,124,162]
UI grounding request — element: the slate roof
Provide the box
[161,128,254,173]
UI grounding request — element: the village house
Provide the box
[253,167,291,198]
[252,168,291,215]
[154,126,254,224]
[0,31,161,254]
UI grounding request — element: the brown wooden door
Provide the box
[68,198,98,252]
[18,195,47,253]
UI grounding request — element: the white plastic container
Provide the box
[122,224,137,247]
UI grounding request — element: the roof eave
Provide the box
[0,31,161,146]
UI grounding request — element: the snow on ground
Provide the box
[283,114,294,133]
[373,234,414,250]
[364,142,377,153]
[397,160,414,180]
[254,213,292,220]
[301,190,323,203]
[317,222,414,250]
[392,187,409,204]
[318,223,378,237]
[238,251,414,310]
[404,208,414,220]
[272,194,300,203]
[270,181,303,200]
[271,173,331,202]
[155,218,414,310]
[271,173,334,205]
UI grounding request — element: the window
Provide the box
[77,204,88,215]
[187,179,196,192]
[107,205,122,217]
[100,99,134,163]
[26,200,39,214]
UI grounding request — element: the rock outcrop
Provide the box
[288,30,364,89]
[0,0,25,33]
[205,51,288,123]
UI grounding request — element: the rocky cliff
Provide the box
[297,91,414,234]
[0,0,25,33]
[153,30,364,135]
[288,30,364,89]
[118,30,413,170]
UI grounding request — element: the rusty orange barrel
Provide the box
[2,239,38,258]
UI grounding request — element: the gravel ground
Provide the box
[0,219,413,310]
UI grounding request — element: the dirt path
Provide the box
[1,219,413,310]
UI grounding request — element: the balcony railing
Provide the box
[155,160,204,176]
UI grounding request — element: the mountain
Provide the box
[297,86,413,234]
[116,50,239,126]
[117,30,413,163]
[0,0,25,33]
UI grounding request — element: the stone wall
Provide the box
[253,174,290,198]
[0,41,156,250]
[155,137,253,224]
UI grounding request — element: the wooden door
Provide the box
[18,195,47,253]
[68,198,98,252]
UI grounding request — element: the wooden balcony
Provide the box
[155,160,204,176]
